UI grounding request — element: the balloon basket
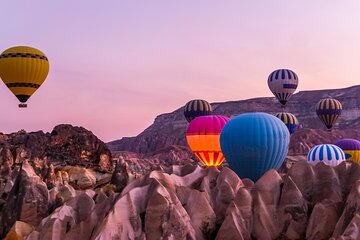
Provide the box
[18,104,27,108]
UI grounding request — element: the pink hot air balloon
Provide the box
[186,115,230,167]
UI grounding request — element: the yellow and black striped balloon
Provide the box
[184,99,212,122]
[316,98,342,130]
[0,46,49,107]
[275,112,299,134]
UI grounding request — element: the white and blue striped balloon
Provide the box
[307,144,346,166]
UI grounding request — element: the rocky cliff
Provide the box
[108,85,360,154]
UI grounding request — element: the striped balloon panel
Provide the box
[268,69,298,82]
[333,139,360,164]
[275,112,299,134]
[268,69,298,105]
[186,115,229,167]
[220,112,290,181]
[193,151,225,167]
[316,98,342,129]
[307,144,346,167]
[0,46,49,103]
[184,99,212,122]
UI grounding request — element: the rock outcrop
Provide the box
[0,124,112,173]
[1,161,49,237]
[0,124,117,239]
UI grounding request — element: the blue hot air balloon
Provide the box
[307,144,346,166]
[220,112,290,181]
[275,112,299,134]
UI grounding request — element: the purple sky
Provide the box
[0,1,359,142]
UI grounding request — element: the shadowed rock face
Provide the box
[0,124,116,239]
[108,85,360,154]
[2,159,360,239]
[0,124,112,174]
[1,161,49,237]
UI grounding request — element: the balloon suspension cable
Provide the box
[19,103,27,108]
[281,104,286,111]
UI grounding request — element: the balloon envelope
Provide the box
[268,69,298,106]
[316,98,342,130]
[184,99,212,122]
[186,115,229,167]
[333,139,360,164]
[307,144,346,166]
[275,112,299,134]
[220,112,290,181]
[0,46,49,107]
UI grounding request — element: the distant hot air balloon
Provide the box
[307,144,346,166]
[186,115,229,167]
[184,99,212,122]
[275,112,299,134]
[220,112,290,181]
[0,46,50,108]
[333,139,360,164]
[316,98,342,130]
[268,69,298,107]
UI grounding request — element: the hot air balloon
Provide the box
[275,112,299,134]
[220,112,289,181]
[186,115,229,167]
[0,46,50,108]
[307,144,346,166]
[268,69,298,107]
[184,99,212,122]
[333,138,360,164]
[316,98,342,130]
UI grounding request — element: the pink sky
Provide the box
[0,1,359,142]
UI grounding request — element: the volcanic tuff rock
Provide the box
[1,161,49,237]
[112,145,196,175]
[0,124,112,173]
[108,85,360,154]
[2,158,360,239]
[0,124,117,238]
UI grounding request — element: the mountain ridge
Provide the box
[108,85,360,154]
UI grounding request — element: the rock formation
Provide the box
[2,158,360,239]
[0,124,118,239]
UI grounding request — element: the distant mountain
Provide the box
[108,85,360,154]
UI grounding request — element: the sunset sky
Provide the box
[0,1,359,142]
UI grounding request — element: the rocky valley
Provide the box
[0,85,359,239]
